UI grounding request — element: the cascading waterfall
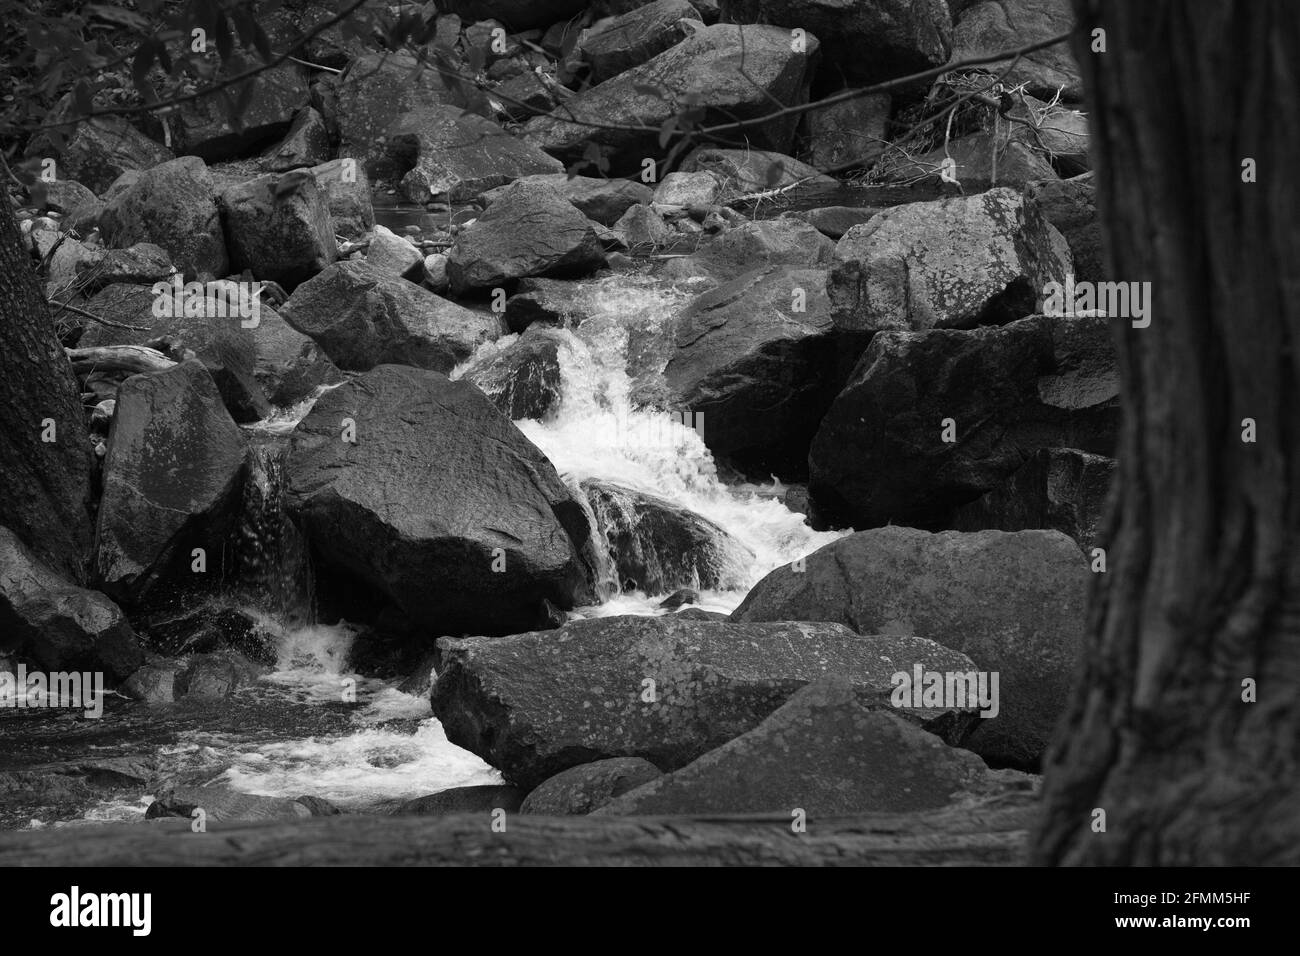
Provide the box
[234,440,315,627]
[456,272,847,615]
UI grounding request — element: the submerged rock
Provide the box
[581,479,754,595]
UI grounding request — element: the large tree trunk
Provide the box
[1033,0,1300,864]
[0,197,94,581]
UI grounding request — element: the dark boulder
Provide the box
[285,364,599,637]
[219,171,337,291]
[526,24,816,163]
[447,181,605,293]
[808,314,1118,530]
[281,260,498,373]
[384,104,563,204]
[461,326,569,420]
[953,447,1115,552]
[0,527,143,680]
[663,266,841,477]
[93,360,247,607]
[99,156,229,281]
[580,478,755,595]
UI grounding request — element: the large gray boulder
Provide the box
[596,677,1015,816]
[950,0,1082,101]
[281,260,499,373]
[447,181,605,293]
[479,174,653,227]
[721,0,951,83]
[578,0,697,82]
[285,364,598,637]
[526,24,816,162]
[78,282,330,423]
[664,266,840,476]
[660,217,834,283]
[219,171,337,291]
[432,614,981,789]
[732,526,1090,768]
[33,117,172,194]
[580,478,755,595]
[808,314,1118,529]
[99,156,228,281]
[175,64,309,161]
[828,188,1071,334]
[0,527,143,680]
[385,105,564,203]
[336,52,459,173]
[311,159,374,240]
[94,361,247,607]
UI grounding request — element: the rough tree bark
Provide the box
[0,196,94,581]
[1033,0,1300,864]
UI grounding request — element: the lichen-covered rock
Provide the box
[596,677,1015,815]
[433,614,981,789]
[281,260,498,373]
[733,526,1090,768]
[828,187,1071,333]
[219,171,337,291]
[526,24,817,162]
[99,156,228,281]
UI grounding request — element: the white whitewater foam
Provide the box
[210,619,500,809]
[474,274,845,614]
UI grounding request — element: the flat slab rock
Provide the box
[432,614,982,790]
[595,677,1021,816]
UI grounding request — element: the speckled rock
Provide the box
[828,187,1071,333]
[596,677,1011,815]
[521,758,663,814]
[733,526,1090,768]
[432,614,981,789]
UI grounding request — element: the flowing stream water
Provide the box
[2,267,845,830]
